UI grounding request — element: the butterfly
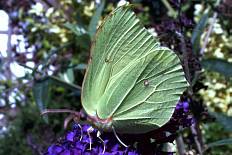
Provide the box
[81,4,188,135]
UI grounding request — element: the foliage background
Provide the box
[0,0,232,154]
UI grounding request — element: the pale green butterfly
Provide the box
[81,4,188,135]
[42,4,188,144]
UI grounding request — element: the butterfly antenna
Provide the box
[87,126,94,150]
[41,109,80,116]
[64,114,75,129]
[97,131,106,154]
[112,126,128,148]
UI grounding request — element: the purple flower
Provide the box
[60,150,70,155]
[173,101,195,128]
[47,145,63,155]
[44,124,139,155]
[182,101,189,112]
[66,132,75,142]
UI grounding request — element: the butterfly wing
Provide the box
[81,5,188,133]
[112,47,188,133]
[82,5,159,117]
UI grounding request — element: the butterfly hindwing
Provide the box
[112,48,188,133]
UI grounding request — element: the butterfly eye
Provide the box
[144,80,149,87]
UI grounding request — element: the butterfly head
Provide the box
[87,114,113,132]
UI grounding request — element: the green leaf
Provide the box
[49,76,81,91]
[60,65,74,84]
[33,79,50,121]
[66,63,87,70]
[33,79,50,111]
[64,23,87,36]
[191,13,208,54]
[88,0,105,39]
[76,34,91,50]
[74,63,87,70]
[64,23,91,50]
[207,138,232,149]
[210,112,232,131]
[201,58,232,77]
[161,0,178,18]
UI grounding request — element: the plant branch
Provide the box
[175,31,192,94]
[18,63,82,90]
[26,134,43,155]
[176,134,186,155]
[200,12,218,56]
[191,123,203,155]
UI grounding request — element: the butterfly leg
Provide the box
[97,131,106,154]
[87,126,94,150]
[77,124,83,141]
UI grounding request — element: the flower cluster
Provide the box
[174,101,195,128]
[159,101,195,133]
[44,124,138,155]
[44,101,194,155]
